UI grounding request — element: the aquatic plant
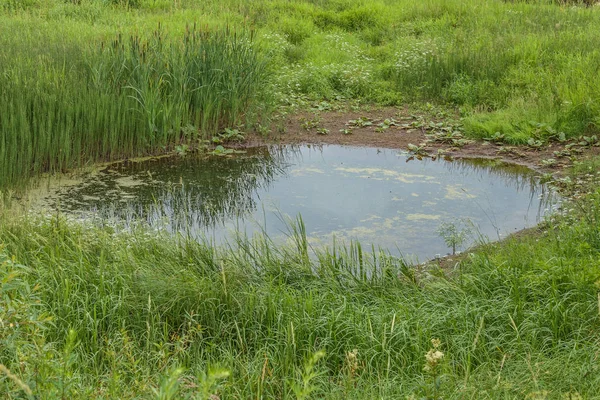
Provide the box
[0,25,270,188]
[436,219,473,255]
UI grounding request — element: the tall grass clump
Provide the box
[0,25,270,188]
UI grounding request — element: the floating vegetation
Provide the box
[32,145,558,260]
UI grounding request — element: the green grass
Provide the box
[2,0,600,185]
[0,22,270,188]
[2,0,600,398]
[1,187,600,398]
[261,0,600,141]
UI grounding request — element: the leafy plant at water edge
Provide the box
[483,132,506,143]
[527,138,544,149]
[346,117,373,128]
[175,144,189,157]
[436,219,473,255]
[375,118,398,132]
[300,116,322,131]
[577,135,599,147]
[212,128,246,145]
[210,145,245,156]
[407,143,428,157]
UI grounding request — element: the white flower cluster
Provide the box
[394,39,441,73]
[267,32,379,102]
[274,61,373,99]
[259,32,288,56]
[324,33,374,62]
[423,338,444,373]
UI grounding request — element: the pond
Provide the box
[35,145,558,261]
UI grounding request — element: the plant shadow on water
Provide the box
[35,145,559,262]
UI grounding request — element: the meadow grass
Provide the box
[1,181,600,398]
[2,0,600,185]
[2,0,600,398]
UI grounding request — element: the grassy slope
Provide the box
[2,0,600,186]
[1,0,600,398]
[1,183,600,398]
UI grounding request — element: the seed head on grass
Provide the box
[0,364,33,396]
[423,339,444,373]
[345,348,359,382]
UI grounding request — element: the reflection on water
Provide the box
[37,145,558,261]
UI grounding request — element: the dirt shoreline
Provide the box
[242,107,600,177]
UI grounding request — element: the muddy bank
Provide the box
[244,107,600,176]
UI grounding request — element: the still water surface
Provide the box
[39,145,558,261]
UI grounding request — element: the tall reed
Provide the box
[0,26,270,188]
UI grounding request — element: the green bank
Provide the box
[1,0,600,398]
[1,0,600,185]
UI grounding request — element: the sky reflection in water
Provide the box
[42,145,558,261]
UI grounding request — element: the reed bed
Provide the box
[0,25,269,188]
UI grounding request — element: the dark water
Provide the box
[39,145,558,261]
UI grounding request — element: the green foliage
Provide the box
[3,0,599,178]
[436,219,473,255]
[279,16,314,45]
[291,350,326,400]
[0,25,270,188]
[0,186,600,397]
[2,2,600,396]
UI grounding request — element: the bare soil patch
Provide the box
[245,107,600,176]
